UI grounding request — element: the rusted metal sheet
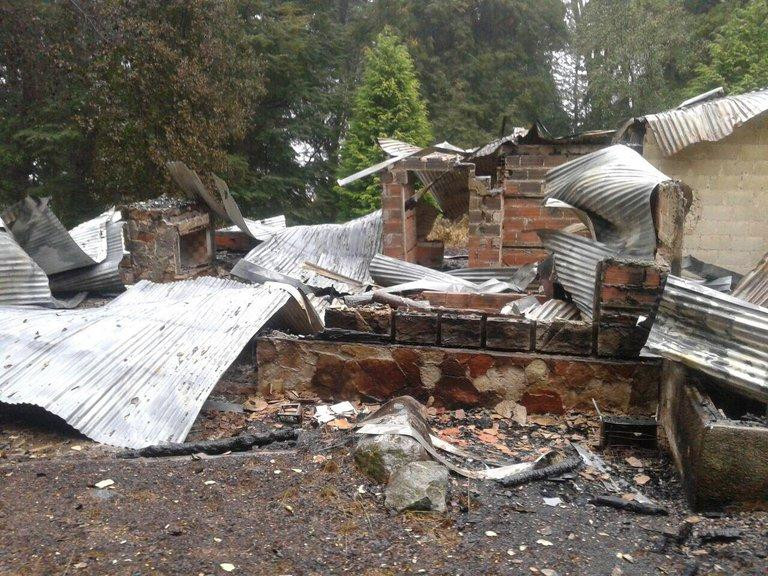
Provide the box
[618,87,768,156]
[732,251,768,307]
[538,230,617,320]
[544,145,668,257]
[232,211,383,294]
[647,275,768,403]
[0,277,319,448]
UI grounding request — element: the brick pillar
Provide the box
[468,175,503,267]
[381,169,417,262]
[653,180,692,275]
[593,258,667,358]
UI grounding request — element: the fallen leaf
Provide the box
[494,443,516,457]
[220,563,235,572]
[439,427,462,437]
[329,417,354,430]
[476,432,498,444]
[481,427,499,437]
[454,409,466,419]
[93,479,114,489]
[530,416,555,426]
[536,539,553,546]
[684,515,703,524]
[243,397,268,412]
[625,456,643,468]
[621,493,636,501]
[634,474,651,486]
[541,570,558,576]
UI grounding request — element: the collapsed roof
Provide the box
[0,277,320,448]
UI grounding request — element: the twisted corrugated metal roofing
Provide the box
[642,88,768,156]
[732,251,768,308]
[0,277,317,448]
[232,211,383,294]
[647,275,768,403]
[538,230,617,320]
[0,228,58,306]
[67,208,113,263]
[544,145,668,257]
[2,196,102,275]
[525,299,581,321]
[49,215,126,294]
[369,254,479,289]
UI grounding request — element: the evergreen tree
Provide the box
[690,0,768,94]
[575,0,694,129]
[336,30,432,219]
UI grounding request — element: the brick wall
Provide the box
[500,146,592,267]
[643,115,768,274]
[594,258,667,358]
[381,169,417,262]
[468,176,503,267]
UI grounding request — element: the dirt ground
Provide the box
[1,400,766,576]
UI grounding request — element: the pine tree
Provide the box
[336,30,432,219]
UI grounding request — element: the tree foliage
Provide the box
[691,0,768,94]
[574,0,695,129]
[1,0,766,227]
[336,30,432,218]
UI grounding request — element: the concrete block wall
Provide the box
[500,146,591,267]
[643,114,768,274]
[381,169,417,262]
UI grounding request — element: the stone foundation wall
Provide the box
[256,337,660,413]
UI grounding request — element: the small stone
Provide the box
[220,563,235,572]
[93,479,114,489]
[384,461,448,513]
[485,531,498,537]
[536,539,553,546]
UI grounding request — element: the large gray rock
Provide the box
[353,433,430,483]
[384,461,449,513]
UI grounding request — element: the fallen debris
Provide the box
[384,460,449,513]
[496,446,582,487]
[589,494,668,515]
[118,429,299,458]
[354,433,430,483]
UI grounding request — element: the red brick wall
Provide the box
[594,258,667,358]
[501,149,582,266]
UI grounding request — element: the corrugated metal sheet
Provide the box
[167,162,284,242]
[469,128,528,159]
[0,227,59,306]
[637,88,768,157]
[369,254,479,290]
[67,208,112,263]
[448,263,537,291]
[219,215,287,242]
[525,299,581,321]
[538,230,617,320]
[232,211,383,294]
[732,251,768,307]
[379,138,422,157]
[646,275,768,403]
[544,145,668,257]
[0,277,318,448]
[2,196,102,275]
[49,215,126,294]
